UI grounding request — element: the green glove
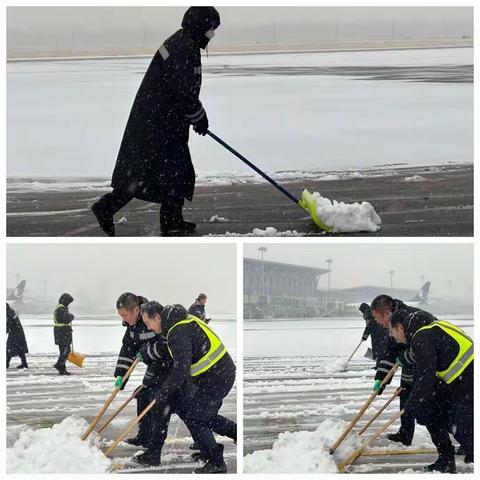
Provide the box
[396,356,404,368]
[136,351,144,362]
[373,379,382,393]
[115,376,123,388]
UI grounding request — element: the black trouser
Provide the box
[415,384,473,458]
[56,345,71,371]
[95,189,184,227]
[7,352,27,367]
[176,373,236,463]
[398,383,415,443]
[136,385,156,443]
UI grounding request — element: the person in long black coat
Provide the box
[92,7,221,237]
[53,293,75,375]
[6,303,29,369]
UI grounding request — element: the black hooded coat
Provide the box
[53,293,74,346]
[110,7,220,204]
[7,303,29,356]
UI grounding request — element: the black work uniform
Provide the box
[6,304,29,367]
[53,300,74,371]
[374,300,437,443]
[114,296,162,444]
[147,305,236,465]
[401,323,474,460]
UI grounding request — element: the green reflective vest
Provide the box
[167,315,227,377]
[53,304,69,327]
[414,320,473,384]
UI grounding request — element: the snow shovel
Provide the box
[358,387,403,435]
[329,362,399,454]
[337,409,404,472]
[96,384,144,435]
[104,399,156,456]
[207,130,333,232]
[81,357,140,441]
[364,347,374,360]
[67,340,85,368]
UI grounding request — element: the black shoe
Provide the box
[125,436,145,447]
[464,453,474,464]
[194,460,227,474]
[161,220,197,236]
[59,370,71,376]
[132,449,161,466]
[189,442,200,451]
[455,445,466,456]
[53,363,61,373]
[424,456,456,473]
[386,432,412,446]
[191,451,208,462]
[17,364,28,369]
[92,203,115,237]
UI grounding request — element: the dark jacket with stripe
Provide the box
[7,304,29,356]
[402,323,473,417]
[361,308,390,361]
[143,304,235,403]
[53,294,74,346]
[111,29,203,204]
[374,300,436,388]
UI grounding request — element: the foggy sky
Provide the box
[7,244,236,315]
[244,243,473,303]
[7,6,473,56]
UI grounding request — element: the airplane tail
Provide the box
[410,281,430,303]
[7,280,26,302]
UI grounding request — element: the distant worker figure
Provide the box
[6,303,29,369]
[359,303,389,361]
[389,310,473,472]
[188,293,210,323]
[92,7,221,237]
[53,293,75,375]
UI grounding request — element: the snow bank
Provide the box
[404,175,428,182]
[244,418,362,473]
[7,416,111,473]
[310,192,382,233]
[219,227,304,237]
[323,356,349,373]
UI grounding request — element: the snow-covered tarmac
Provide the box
[243,316,473,473]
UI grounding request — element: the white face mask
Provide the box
[205,29,215,40]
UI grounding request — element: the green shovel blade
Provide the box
[298,188,333,233]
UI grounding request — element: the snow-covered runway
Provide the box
[7,354,237,473]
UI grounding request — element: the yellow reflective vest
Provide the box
[167,315,227,377]
[413,320,473,384]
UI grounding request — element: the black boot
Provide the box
[53,363,61,373]
[125,436,146,447]
[192,444,223,463]
[17,363,28,369]
[132,448,161,466]
[386,431,412,446]
[424,455,456,473]
[464,452,474,464]
[194,445,226,474]
[161,219,197,236]
[455,445,466,455]
[59,369,71,376]
[92,202,115,237]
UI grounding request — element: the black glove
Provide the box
[192,111,209,136]
[361,333,369,341]
[359,303,371,315]
[205,318,212,324]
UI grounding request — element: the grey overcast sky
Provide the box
[7,244,236,315]
[244,243,473,303]
[7,6,473,56]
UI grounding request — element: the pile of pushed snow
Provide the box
[219,227,303,237]
[310,192,381,233]
[209,215,229,223]
[7,416,111,473]
[116,216,128,224]
[322,356,349,373]
[404,175,428,182]
[244,418,362,473]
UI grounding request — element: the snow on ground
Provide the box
[308,191,382,233]
[244,418,361,473]
[209,214,228,223]
[7,416,111,473]
[404,175,428,182]
[216,227,304,237]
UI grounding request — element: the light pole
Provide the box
[389,270,395,291]
[258,247,267,297]
[326,259,333,293]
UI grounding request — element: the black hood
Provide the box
[181,6,220,49]
[391,309,434,343]
[392,299,409,312]
[58,293,73,306]
[161,304,189,333]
